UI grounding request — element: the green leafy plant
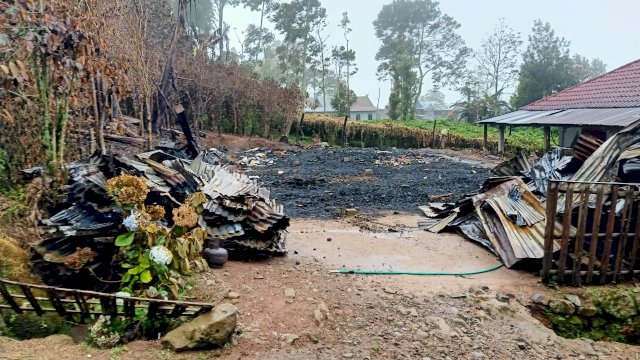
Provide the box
[105,174,208,299]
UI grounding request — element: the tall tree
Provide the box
[241,0,276,62]
[309,18,330,112]
[475,18,522,114]
[270,0,326,85]
[214,0,241,60]
[570,54,607,83]
[511,20,574,108]
[243,24,275,63]
[374,0,469,119]
[340,12,354,116]
[331,81,357,116]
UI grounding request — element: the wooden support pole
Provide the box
[483,124,488,151]
[341,115,348,147]
[544,126,551,152]
[498,125,505,154]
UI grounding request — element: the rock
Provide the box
[530,293,549,306]
[577,304,598,317]
[205,279,215,286]
[343,353,354,358]
[471,351,486,359]
[383,287,398,295]
[564,294,581,307]
[363,169,374,176]
[343,157,351,162]
[306,333,319,344]
[44,334,74,346]
[226,292,240,299]
[161,303,237,351]
[281,333,299,344]
[424,316,451,337]
[408,308,418,317]
[516,338,529,350]
[548,299,576,315]
[284,288,296,298]
[344,208,357,218]
[416,329,429,339]
[602,292,637,319]
[253,274,265,280]
[292,160,301,167]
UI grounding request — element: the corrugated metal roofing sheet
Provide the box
[478,108,640,127]
[529,108,640,127]
[477,110,560,125]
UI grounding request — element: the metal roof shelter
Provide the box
[478,59,640,153]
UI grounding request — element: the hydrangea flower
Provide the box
[122,212,138,232]
[149,245,173,265]
[114,291,131,306]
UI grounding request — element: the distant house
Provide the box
[415,90,453,120]
[351,96,380,120]
[304,95,381,120]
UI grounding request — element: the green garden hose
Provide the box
[330,262,504,276]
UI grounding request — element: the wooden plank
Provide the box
[571,186,590,286]
[613,187,635,283]
[73,291,90,323]
[586,186,606,284]
[628,202,640,278]
[600,185,619,284]
[542,180,559,283]
[147,301,160,318]
[192,305,213,318]
[0,281,22,314]
[558,187,574,282]
[19,285,44,316]
[170,304,187,318]
[46,289,67,316]
[124,299,136,318]
[0,279,213,307]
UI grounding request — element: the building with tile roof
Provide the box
[478,59,640,153]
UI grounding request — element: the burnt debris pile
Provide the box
[421,123,640,269]
[32,149,289,289]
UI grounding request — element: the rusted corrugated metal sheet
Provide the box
[471,178,567,268]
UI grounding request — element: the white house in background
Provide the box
[304,95,381,120]
[350,95,381,120]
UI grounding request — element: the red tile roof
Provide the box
[521,59,640,110]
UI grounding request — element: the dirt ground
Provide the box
[1,142,639,359]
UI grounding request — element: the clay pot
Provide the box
[203,238,228,268]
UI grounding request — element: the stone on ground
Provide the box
[161,303,237,351]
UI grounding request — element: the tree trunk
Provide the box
[218,0,225,60]
[156,0,187,132]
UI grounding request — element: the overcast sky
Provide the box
[226,0,640,107]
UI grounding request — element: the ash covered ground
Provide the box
[243,148,493,218]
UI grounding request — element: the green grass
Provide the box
[366,118,558,155]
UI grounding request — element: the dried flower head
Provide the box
[173,204,198,228]
[106,174,149,205]
[186,192,207,210]
[64,247,97,270]
[146,204,166,221]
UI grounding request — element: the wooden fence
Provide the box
[0,278,214,322]
[542,180,640,285]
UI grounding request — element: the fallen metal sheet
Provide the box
[453,213,494,254]
[557,121,640,212]
[525,148,574,196]
[492,150,533,177]
[418,203,456,218]
[471,178,566,268]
